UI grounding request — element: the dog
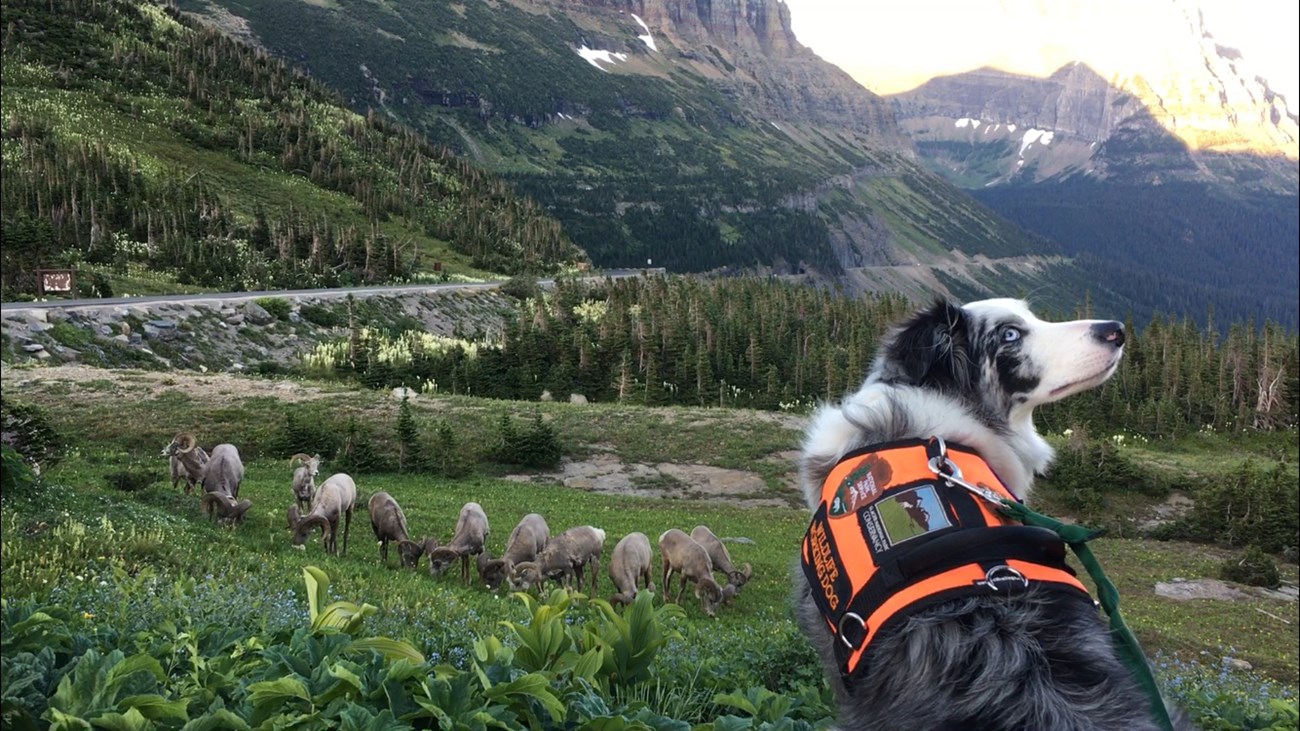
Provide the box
[794,298,1193,731]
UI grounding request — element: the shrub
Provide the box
[1220,546,1282,589]
[487,412,562,469]
[0,398,62,473]
[333,417,388,474]
[298,303,341,328]
[1158,461,1299,554]
[499,274,542,301]
[1043,428,1165,497]
[430,419,471,478]
[268,409,341,460]
[253,296,292,321]
[1,443,37,497]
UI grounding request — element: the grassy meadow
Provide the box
[2,364,1297,729]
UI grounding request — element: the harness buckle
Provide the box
[837,612,867,650]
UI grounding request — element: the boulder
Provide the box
[242,301,274,326]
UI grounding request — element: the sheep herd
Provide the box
[162,434,755,617]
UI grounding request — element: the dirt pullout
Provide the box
[504,453,799,508]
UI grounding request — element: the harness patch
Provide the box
[829,453,893,516]
[864,485,952,553]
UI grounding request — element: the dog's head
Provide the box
[872,297,1125,421]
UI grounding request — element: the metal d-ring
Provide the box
[926,436,963,481]
[837,612,867,649]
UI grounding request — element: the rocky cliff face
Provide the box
[562,0,908,142]
[887,4,1298,191]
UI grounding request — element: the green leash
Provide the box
[998,500,1175,731]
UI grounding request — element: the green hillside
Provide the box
[175,0,1063,279]
[0,0,585,299]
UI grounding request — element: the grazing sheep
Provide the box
[427,502,489,585]
[289,473,357,556]
[289,453,320,512]
[368,491,411,566]
[608,532,655,606]
[689,525,753,597]
[479,513,550,591]
[658,529,734,618]
[200,444,244,500]
[201,492,252,526]
[397,536,439,569]
[509,525,606,594]
[162,432,209,494]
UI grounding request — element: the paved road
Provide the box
[0,269,654,313]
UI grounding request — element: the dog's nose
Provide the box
[1090,321,1125,348]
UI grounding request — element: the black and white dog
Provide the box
[794,298,1193,731]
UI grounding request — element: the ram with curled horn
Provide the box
[162,432,209,494]
[201,492,252,527]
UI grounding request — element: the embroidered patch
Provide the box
[860,485,952,553]
[829,454,894,516]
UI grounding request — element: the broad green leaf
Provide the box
[482,672,566,724]
[247,676,311,711]
[178,709,252,731]
[303,566,330,623]
[312,601,377,635]
[46,707,93,731]
[116,695,188,724]
[105,654,165,695]
[89,707,154,731]
[348,637,424,664]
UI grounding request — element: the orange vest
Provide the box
[800,438,1092,678]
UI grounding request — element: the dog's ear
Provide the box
[878,299,972,391]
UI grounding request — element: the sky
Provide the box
[782,0,1300,104]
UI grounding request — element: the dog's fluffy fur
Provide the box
[794,298,1193,731]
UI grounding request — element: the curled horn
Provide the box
[175,432,197,454]
[288,453,312,466]
[201,491,230,516]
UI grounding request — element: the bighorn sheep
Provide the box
[509,525,606,594]
[162,433,209,494]
[200,444,244,499]
[689,525,753,597]
[479,513,550,591]
[201,492,252,526]
[658,529,734,618]
[608,532,655,606]
[289,473,357,556]
[368,491,412,566]
[397,536,439,569]
[289,453,320,512]
[427,502,489,585]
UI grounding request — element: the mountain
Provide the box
[173,0,1113,314]
[885,7,1299,329]
[0,0,584,300]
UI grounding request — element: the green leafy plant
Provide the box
[302,566,423,664]
[584,591,684,689]
[254,297,292,321]
[1220,547,1283,590]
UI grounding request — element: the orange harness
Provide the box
[801,438,1092,678]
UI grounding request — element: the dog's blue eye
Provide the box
[1001,327,1022,343]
